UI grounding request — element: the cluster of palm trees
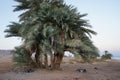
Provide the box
[101,51,112,60]
[5,0,99,69]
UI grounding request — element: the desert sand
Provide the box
[0,52,120,80]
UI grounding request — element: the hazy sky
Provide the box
[0,0,120,53]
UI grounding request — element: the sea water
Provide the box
[112,56,120,60]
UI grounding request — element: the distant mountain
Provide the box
[0,50,13,56]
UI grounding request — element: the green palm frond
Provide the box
[4,22,22,37]
[13,0,30,12]
[65,39,83,48]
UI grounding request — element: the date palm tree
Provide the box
[5,0,99,69]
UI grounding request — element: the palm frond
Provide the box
[4,22,22,37]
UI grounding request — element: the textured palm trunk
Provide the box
[53,53,58,69]
[50,53,54,69]
[52,53,64,70]
[44,54,48,69]
[50,53,57,69]
[58,53,64,68]
[35,45,42,68]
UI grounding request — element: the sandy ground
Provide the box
[0,53,120,80]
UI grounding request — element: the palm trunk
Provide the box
[44,54,48,69]
[35,45,42,68]
[58,53,64,67]
[53,53,58,69]
[53,53,64,70]
[50,53,54,69]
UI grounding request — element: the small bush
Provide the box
[13,46,33,67]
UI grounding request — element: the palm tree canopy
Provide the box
[5,0,99,62]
